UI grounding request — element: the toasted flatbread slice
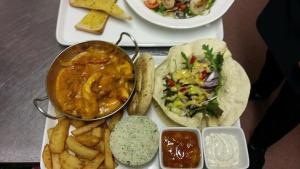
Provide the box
[70,0,132,20]
[70,0,115,10]
[110,3,132,20]
[75,10,109,34]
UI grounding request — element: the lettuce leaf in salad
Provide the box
[206,0,216,10]
[202,44,224,72]
[155,4,166,14]
[186,98,223,118]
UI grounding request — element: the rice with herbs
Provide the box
[110,116,159,166]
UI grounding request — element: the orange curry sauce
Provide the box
[162,131,200,168]
[55,47,133,119]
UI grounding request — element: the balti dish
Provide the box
[56,47,134,119]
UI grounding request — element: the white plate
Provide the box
[125,0,234,29]
[56,0,224,46]
[40,55,241,169]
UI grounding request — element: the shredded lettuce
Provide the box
[163,45,224,118]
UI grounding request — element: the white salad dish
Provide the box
[159,127,204,169]
[202,127,249,169]
[125,0,234,29]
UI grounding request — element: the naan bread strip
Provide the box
[128,53,155,115]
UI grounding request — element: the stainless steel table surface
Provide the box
[0,0,221,163]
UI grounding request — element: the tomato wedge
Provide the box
[190,55,196,64]
[144,0,159,9]
[180,87,187,92]
[200,70,208,80]
[166,79,175,87]
[176,2,187,11]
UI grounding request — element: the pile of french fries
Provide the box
[42,111,123,169]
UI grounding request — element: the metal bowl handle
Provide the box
[33,96,63,120]
[115,32,139,62]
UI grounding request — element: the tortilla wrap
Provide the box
[153,39,250,128]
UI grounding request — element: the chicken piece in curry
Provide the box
[55,47,134,119]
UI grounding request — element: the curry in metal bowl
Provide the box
[55,46,134,119]
[34,33,139,121]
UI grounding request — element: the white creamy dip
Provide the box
[205,133,240,168]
